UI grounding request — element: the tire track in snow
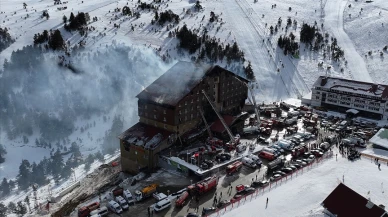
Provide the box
[324,0,372,82]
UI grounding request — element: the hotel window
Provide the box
[163,117,166,122]
[163,110,166,114]
[164,124,167,129]
[185,116,188,121]
[145,105,147,109]
[185,101,187,105]
[191,114,193,119]
[185,109,187,114]
[145,112,148,117]
[154,114,157,119]
[191,99,194,103]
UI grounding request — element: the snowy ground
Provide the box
[217,148,388,217]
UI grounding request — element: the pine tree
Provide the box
[24,196,30,212]
[84,154,94,171]
[154,11,159,21]
[23,2,27,9]
[7,202,16,214]
[0,144,6,163]
[17,160,31,190]
[69,12,75,22]
[63,15,67,23]
[48,30,64,50]
[50,149,64,181]
[195,1,203,11]
[94,151,104,163]
[15,201,27,216]
[0,178,10,196]
[70,142,81,158]
[0,202,7,217]
[244,61,254,80]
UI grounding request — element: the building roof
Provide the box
[369,128,388,149]
[322,183,387,217]
[313,76,388,99]
[136,61,248,106]
[118,122,173,150]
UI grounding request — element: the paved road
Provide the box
[324,0,372,82]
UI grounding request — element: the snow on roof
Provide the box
[314,76,388,99]
[219,152,388,217]
[369,128,388,149]
[346,108,359,114]
[322,183,387,217]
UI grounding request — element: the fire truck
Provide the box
[226,161,243,175]
[187,175,218,195]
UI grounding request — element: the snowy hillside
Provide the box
[219,151,388,217]
[1,0,388,211]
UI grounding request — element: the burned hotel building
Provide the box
[118,61,249,174]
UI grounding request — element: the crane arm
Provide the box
[199,107,212,138]
[201,90,235,143]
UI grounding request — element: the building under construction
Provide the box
[118,61,249,174]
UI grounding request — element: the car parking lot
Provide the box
[97,105,384,217]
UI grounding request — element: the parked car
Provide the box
[217,200,231,208]
[186,213,200,217]
[201,207,217,216]
[230,194,243,203]
[273,170,287,176]
[294,160,307,166]
[281,167,293,174]
[108,201,123,214]
[291,163,302,169]
[115,196,129,210]
[270,174,283,182]
[251,180,269,188]
[240,187,255,195]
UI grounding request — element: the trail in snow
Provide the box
[223,0,290,101]
[324,0,372,82]
[229,0,310,98]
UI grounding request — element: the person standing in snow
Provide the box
[378,163,381,170]
[266,197,269,208]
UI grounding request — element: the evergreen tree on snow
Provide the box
[69,12,75,22]
[0,144,6,163]
[0,178,10,196]
[17,160,31,190]
[0,203,7,217]
[48,30,65,50]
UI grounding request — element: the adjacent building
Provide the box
[119,61,248,174]
[369,128,388,150]
[322,183,387,217]
[311,76,388,120]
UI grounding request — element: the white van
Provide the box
[123,189,135,205]
[115,196,129,210]
[153,198,171,212]
[247,154,262,166]
[90,206,108,217]
[242,157,256,168]
[108,200,123,214]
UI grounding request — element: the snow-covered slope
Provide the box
[325,0,372,82]
[219,151,388,217]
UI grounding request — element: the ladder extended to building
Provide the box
[201,90,235,143]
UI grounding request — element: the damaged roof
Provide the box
[118,122,173,150]
[322,183,388,217]
[136,61,248,106]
